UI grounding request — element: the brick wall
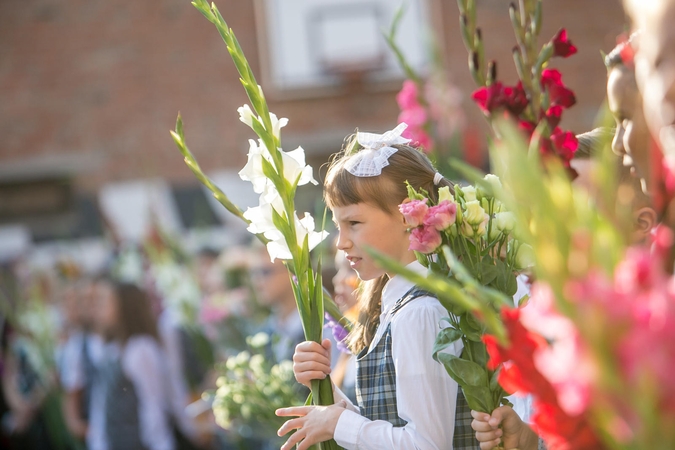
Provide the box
[0,0,627,195]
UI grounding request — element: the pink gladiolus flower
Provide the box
[398,105,427,129]
[396,79,421,110]
[399,199,428,227]
[402,124,433,152]
[409,226,442,253]
[424,200,457,231]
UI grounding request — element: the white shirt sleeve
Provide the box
[158,312,198,440]
[123,337,176,450]
[60,332,84,392]
[334,297,463,449]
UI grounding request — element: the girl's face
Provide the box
[332,202,415,281]
[93,281,119,339]
[633,2,675,171]
[607,65,652,191]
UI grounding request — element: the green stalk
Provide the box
[181,3,343,449]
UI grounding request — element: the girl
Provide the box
[276,124,477,450]
[88,277,175,450]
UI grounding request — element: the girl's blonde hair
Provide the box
[324,135,454,354]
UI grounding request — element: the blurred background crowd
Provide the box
[0,0,630,449]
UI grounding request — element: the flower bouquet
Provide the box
[369,174,530,414]
[171,2,347,448]
[210,332,306,445]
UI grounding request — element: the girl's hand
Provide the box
[276,400,347,450]
[471,406,539,450]
[293,339,332,388]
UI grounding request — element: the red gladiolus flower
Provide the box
[541,69,576,108]
[471,82,506,114]
[551,28,577,58]
[551,128,578,163]
[484,307,605,450]
[518,120,536,137]
[504,82,529,116]
[545,105,563,129]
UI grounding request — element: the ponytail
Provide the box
[347,274,389,354]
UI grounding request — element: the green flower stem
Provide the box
[384,6,422,85]
[180,3,345,448]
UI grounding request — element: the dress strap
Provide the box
[390,286,433,316]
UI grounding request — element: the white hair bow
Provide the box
[345,123,412,177]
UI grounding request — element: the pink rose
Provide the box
[424,200,457,231]
[399,199,428,227]
[409,226,442,253]
[396,79,421,110]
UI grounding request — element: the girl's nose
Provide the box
[612,126,626,156]
[336,231,351,251]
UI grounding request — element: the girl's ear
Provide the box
[633,206,658,243]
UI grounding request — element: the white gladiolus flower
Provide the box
[270,112,288,139]
[239,140,317,192]
[237,104,256,128]
[243,193,285,236]
[282,146,318,187]
[265,212,329,262]
[239,139,270,193]
[237,104,288,140]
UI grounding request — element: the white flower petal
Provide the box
[270,112,289,139]
[239,139,268,193]
[266,238,292,262]
[237,104,255,128]
[284,147,317,187]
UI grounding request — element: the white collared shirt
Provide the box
[334,261,464,450]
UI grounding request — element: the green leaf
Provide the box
[517,293,530,307]
[465,339,489,369]
[461,385,493,413]
[432,326,463,362]
[436,352,488,387]
[478,262,499,286]
[459,313,483,342]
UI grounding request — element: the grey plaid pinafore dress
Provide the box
[355,287,479,449]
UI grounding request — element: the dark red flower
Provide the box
[518,120,536,137]
[471,82,506,114]
[504,82,529,116]
[545,105,563,129]
[551,28,577,58]
[551,128,578,163]
[541,69,576,108]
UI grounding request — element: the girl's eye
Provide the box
[349,221,360,226]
